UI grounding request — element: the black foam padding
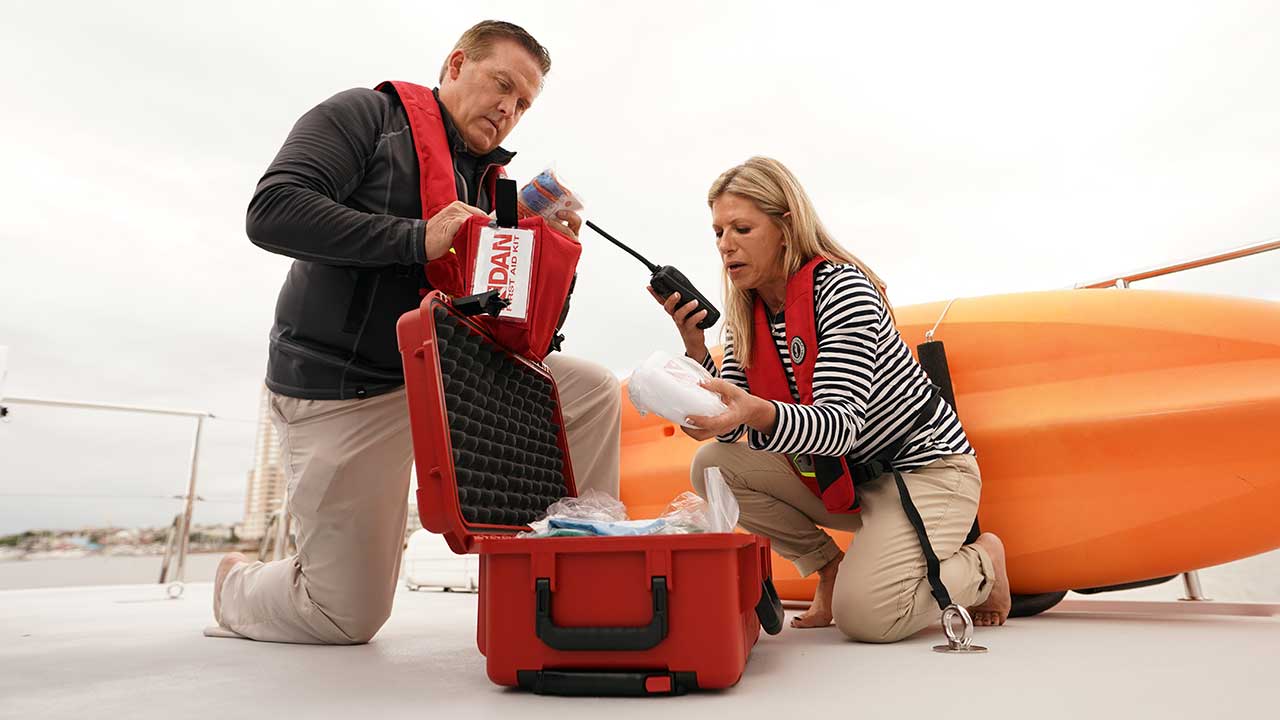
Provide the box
[433,306,569,527]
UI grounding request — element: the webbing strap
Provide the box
[495,178,518,228]
[893,470,953,611]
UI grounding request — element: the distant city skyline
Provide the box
[241,385,285,540]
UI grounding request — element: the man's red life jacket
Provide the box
[378,80,580,362]
[376,80,504,293]
[743,256,863,514]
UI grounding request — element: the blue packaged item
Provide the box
[547,517,667,536]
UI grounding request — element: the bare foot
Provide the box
[213,552,248,625]
[792,552,843,628]
[968,533,1011,626]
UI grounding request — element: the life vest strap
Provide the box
[846,387,955,611]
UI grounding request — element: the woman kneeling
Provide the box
[653,156,1011,642]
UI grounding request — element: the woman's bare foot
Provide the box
[792,552,843,628]
[968,533,1011,626]
[213,552,248,625]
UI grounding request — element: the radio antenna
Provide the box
[584,220,659,273]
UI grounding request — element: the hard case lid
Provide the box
[398,292,577,553]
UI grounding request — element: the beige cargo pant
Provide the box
[216,353,621,644]
[691,443,993,643]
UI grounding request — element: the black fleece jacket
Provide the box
[247,86,513,400]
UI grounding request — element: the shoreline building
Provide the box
[241,385,285,540]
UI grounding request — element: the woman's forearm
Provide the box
[745,396,779,436]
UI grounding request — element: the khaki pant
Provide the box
[691,443,993,643]
[217,353,621,644]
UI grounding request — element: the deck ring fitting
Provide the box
[934,604,987,653]
[166,582,185,600]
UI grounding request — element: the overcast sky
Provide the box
[2,1,1278,535]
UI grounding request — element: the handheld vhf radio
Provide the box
[585,220,721,330]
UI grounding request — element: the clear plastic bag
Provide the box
[519,489,626,537]
[518,479,739,538]
[656,492,710,534]
[627,351,729,428]
[518,168,585,223]
[702,467,740,533]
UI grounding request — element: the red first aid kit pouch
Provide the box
[425,182,580,362]
[376,79,578,363]
[397,293,785,696]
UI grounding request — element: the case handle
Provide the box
[755,578,785,635]
[535,577,668,651]
[516,669,697,696]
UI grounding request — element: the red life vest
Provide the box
[375,80,504,293]
[377,80,580,362]
[743,256,863,514]
[746,257,972,611]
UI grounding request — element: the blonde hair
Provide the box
[438,20,551,83]
[708,156,892,369]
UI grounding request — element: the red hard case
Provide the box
[397,292,780,696]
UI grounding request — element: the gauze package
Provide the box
[627,351,728,428]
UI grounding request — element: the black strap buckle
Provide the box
[454,290,509,317]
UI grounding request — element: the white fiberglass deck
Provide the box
[2,583,1276,720]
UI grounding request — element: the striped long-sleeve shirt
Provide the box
[702,263,973,470]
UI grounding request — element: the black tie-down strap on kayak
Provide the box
[917,339,981,547]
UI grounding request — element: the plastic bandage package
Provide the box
[517,485,741,538]
[518,168,585,223]
[627,351,728,428]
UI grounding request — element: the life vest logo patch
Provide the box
[789,336,807,365]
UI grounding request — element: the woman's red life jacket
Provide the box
[743,256,863,514]
[379,80,580,362]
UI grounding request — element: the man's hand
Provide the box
[686,378,778,437]
[552,209,582,240]
[425,201,488,261]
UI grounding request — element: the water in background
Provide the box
[1,549,1277,602]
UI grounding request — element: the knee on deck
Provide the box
[320,599,395,645]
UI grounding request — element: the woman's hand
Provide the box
[686,378,778,437]
[679,424,719,441]
[649,287,709,363]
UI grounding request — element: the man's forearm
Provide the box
[247,182,424,267]
[246,88,425,268]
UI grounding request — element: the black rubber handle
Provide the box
[651,265,721,329]
[516,669,698,696]
[755,578,785,636]
[535,577,668,651]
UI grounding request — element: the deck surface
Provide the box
[2,582,1276,719]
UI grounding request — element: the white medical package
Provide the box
[626,351,729,428]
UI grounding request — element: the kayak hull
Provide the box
[619,289,1280,597]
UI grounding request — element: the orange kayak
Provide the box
[619,289,1280,598]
